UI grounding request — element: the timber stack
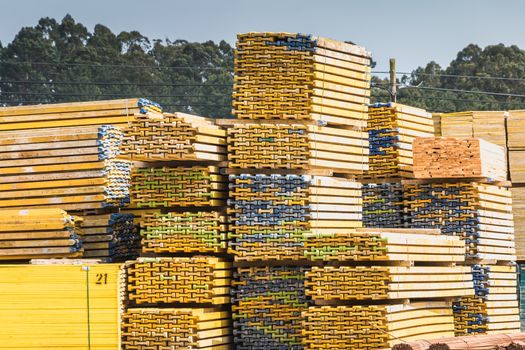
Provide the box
[119,103,232,349]
[228,32,370,349]
[410,136,520,336]
[361,102,434,228]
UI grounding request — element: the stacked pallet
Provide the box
[122,308,231,350]
[227,174,362,261]
[231,266,311,350]
[454,265,520,335]
[140,212,227,254]
[130,166,226,208]
[121,112,226,162]
[362,182,406,228]
[227,123,369,173]
[366,103,434,179]
[0,98,162,131]
[302,229,467,349]
[412,137,507,181]
[0,125,132,210]
[404,182,516,261]
[439,111,508,148]
[303,302,455,349]
[0,263,122,349]
[233,32,371,126]
[0,208,82,260]
[125,257,231,306]
[77,212,140,260]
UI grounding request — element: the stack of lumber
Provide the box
[227,123,369,173]
[454,265,520,334]
[0,97,162,131]
[0,208,82,260]
[232,32,371,126]
[412,137,506,181]
[130,166,226,208]
[303,229,466,263]
[433,113,443,136]
[303,302,455,349]
[392,332,525,350]
[508,111,525,183]
[404,182,516,261]
[78,212,140,260]
[122,308,231,350]
[366,103,434,179]
[227,174,362,261]
[439,111,508,148]
[520,264,525,331]
[231,266,311,350]
[362,182,406,227]
[0,263,121,349]
[305,265,473,302]
[140,211,227,254]
[125,257,231,305]
[0,125,132,210]
[121,112,226,162]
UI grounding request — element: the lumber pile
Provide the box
[122,308,231,350]
[77,212,140,260]
[413,137,507,181]
[0,125,132,210]
[231,266,310,350]
[121,112,226,162]
[439,111,508,148]
[227,123,369,173]
[362,182,406,227]
[125,257,231,306]
[305,265,473,302]
[366,103,434,179]
[130,166,226,208]
[520,265,525,331]
[0,263,121,349]
[0,208,82,260]
[303,302,455,349]
[140,211,227,254]
[232,32,371,126]
[404,182,516,261]
[0,97,162,131]
[227,174,362,261]
[393,332,525,350]
[304,229,465,263]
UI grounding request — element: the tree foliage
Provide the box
[0,15,234,117]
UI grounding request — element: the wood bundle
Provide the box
[305,265,473,302]
[509,151,525,183]
[393,333,525,350]
[0,98,162,131]
[227,123,369,173]
[233,32,371,126]
[366,103,434,179]
[122,308,232,350]
[130,166,226,208]
[404,182,516,261]
[77,212,140,261]
[433,113,443,136]
[439,111,508,148]
[507,111,525,149]
[303,302,455,349]
[520,265,525,330]
[0,263,122,349]
[413,137,507,181]
[303,229,465,263]
[125,257,231,305]
[0,125,132,210]
[362,182,406,228]
[121,112,226,162]
[0,208,82,260]
[140,211,227,254]
[227,174,362,261]
[231,266,311,350]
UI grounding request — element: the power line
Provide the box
[0,60,233,71]
[372,70,525,83]
[0,80,232,87]
[0,91,229,98]
[0,100,230,107]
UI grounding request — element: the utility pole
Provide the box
[389,58,397,102]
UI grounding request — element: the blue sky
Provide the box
[1,0,524,73]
